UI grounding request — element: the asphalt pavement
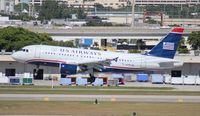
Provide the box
[0,94,200,103]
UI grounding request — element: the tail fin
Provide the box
[147,27,184,59]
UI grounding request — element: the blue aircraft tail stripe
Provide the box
[147,27,184,59]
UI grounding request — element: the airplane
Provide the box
[12,27,184,82]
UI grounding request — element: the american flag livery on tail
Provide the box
[148,27,184,59]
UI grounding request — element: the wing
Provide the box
[76,57,118,72]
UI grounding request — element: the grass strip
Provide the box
[0,85,174,90]
[0,101,200,116]
[0,88,200,96]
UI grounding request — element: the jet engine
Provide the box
[60,64,81,75]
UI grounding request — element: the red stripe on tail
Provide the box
[171,27,184,33]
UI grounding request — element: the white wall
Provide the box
[0,61,60,79]
[0,61,200,79]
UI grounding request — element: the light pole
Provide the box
[28,0,34,16]
[131,0,135,27]
[125,1,128,25]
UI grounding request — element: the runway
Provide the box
[1,94,200,103]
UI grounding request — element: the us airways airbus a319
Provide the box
[12,27,184,82]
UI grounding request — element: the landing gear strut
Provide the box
[88,73,96,83]
[35,65,40,73]
[33,64,41,80]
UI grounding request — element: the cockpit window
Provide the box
[19,49,28,52]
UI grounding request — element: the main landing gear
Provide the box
[88,73,96,83]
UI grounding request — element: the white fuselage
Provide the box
[12,45,183,71]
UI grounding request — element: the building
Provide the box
[136,0,200,5]
[86,0,128,9]
[14,0,42,5]
[87,11,200,26]
[14,0,200,9]
[0,54,200,80]
[0,55,59,80]
[0,0,15,13]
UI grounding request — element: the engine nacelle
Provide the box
[60,64,79,75]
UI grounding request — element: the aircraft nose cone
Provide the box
[12,52,17,59]
[11,52,20,61]
[12,51,26,63]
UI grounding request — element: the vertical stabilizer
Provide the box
[148,27,184,59]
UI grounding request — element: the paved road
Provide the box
[1,94,200,103]
[27,27,195,36]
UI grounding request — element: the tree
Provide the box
[188,31,200,50]
[136,39,146,50]
[0,27,52,51]
[60,5,71,19]
[39,1,86,20]
[145,18,158,24]
[20,14,32,21]
[143,4,200,18]
[128,49,140,53]
[12,3,33,21]
[177,37,189,54]
[0,27,74,51]
[39,0,59,20]
[14,3,29,13]
[76,7,86,19]
[46,40,74,47]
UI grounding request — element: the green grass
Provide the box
[1,89,200,96]
[0,86,200,96]
[0,85,174,90]
[0,101,200,116]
